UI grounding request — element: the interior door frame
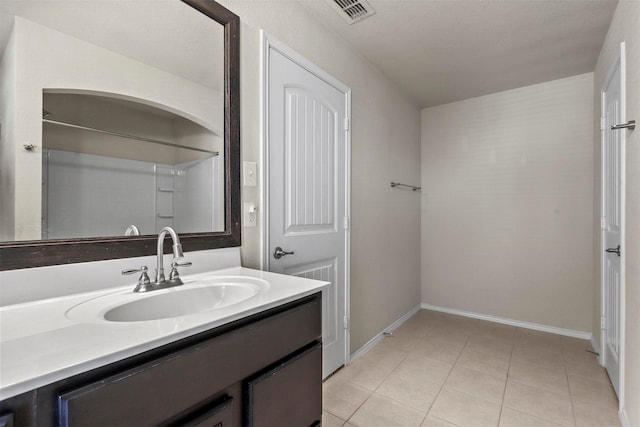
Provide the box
[260,31,352,365]
[599,41,626,411]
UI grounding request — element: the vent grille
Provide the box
[327,0,376,24]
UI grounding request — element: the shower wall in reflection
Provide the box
[42,150,220,239]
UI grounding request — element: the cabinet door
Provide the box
[0,391,36,427]
[245,343,322,427]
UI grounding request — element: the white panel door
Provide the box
[601,44,626,398]
[267,46,348,378]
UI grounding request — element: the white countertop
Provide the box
[0,267,328,400]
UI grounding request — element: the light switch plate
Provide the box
[243,161,257,187]
[243,202,257,227]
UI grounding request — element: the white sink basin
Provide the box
[66,276,269,323]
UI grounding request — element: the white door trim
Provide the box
[260,31,352,366]
[600,41,626,411]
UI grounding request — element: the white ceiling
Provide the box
[0,0,617,107]
[297,0,618,107]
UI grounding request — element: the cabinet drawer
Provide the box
[245,343,322,427]
[168,394,233,427]
[58,295,321,426]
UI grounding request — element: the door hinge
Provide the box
[601,316,606,330]
[344,117,350,131]
[601,216,606,230]
[343,216,349,230]
[601,117,606,131]
[343,316,349,330]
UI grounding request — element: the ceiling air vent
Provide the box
[327,0,376,25]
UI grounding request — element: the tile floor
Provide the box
[322,310,621,427]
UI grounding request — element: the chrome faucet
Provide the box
[122,226,191,293]
[155,226,192,287]
[155,226,183,284]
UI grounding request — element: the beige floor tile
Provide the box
[472,320,516,341]
[429,387,501,427]
[573,401,622,427]
[563,348,601,366]
[418,309,450,321]
[411,338,464,364]
[516,328,563,343]
[499,407,565,427]
[438,314,477,328]
[568,374,619,410]
[377,363,443,412]
[324,312,620,427]
[561,337,594,354]
[465,335,513,361]
[514,339,564,357]
[511,345,566,373]
[503,380,574,426]
[514,331,563,355]
[363,344,409,366]
[426,328,471,348]
[377,331,421,353]
[444,365,506,403]
[508,359,570,396]
[422,415,459,427]
[400,353,454,385]
[400,313,438,334]
[323,379,372,420]
[456,348,510,379]
[566,361,612,385]
[332,348,405,390]
[349,393,426,427]
[564,351,612,384]
[430,317,475,332]
[322,411,346,427]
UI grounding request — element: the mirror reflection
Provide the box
[0,0,225,242]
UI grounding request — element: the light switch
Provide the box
[243,161,257,187]
[244,202,257,227]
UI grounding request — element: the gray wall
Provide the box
[421,73,594,333]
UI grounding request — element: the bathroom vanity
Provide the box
[0,268,327,426]
[0,0,330,424]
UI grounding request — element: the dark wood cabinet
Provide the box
[0,391,36,427]
[245,343,322,427]
[0,293,322,427]
[0,412,15,427]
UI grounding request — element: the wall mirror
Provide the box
[0,0,240,270]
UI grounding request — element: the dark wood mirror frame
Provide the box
[0,0,240,271]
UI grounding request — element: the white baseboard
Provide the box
[349,304,421,363]
[421,303,592,340]
[619,409,631,427]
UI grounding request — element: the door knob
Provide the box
[273,247,294,259]
[606,245,621,257]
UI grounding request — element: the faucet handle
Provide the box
[122,266,153,292]
[169,261,192,281]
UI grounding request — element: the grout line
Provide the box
[420,324,470,421]
[498,330,516,427]
[561,342,579,427]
